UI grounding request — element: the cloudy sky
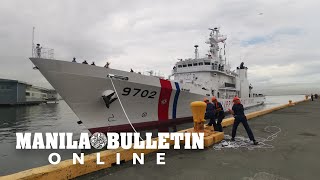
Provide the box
[1,0,319,95]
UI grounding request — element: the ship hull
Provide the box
[30,58,265,134]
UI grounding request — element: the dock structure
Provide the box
[1,98,319,180]
[80,99,319,180]
[0,78,58,105]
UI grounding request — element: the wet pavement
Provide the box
[77,100,320,180]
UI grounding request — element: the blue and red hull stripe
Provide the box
[158,79,172,131]
[172,82,180,119]
[158,79,172,121]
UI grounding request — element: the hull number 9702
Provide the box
[122,88,157,98]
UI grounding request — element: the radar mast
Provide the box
[206,27,227,64]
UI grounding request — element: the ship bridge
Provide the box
[172,27,237,77]
[172,58,237,77]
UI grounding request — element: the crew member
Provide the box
[104,62,110,68]
[212,96,225,132]
[36,44,42,58]
[311,94,314,101]
[228,97,258,145]
[204,98,217,130]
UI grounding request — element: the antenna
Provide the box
[32,27,35,57]
[224,42,227,64]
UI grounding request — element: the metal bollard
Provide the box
[190,101,207,132]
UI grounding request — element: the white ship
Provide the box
[30,28,265,134]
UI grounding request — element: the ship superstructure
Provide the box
[173,28,256,100]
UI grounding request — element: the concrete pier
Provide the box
[77,100,320,180]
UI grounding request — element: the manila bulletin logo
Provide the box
[15,132,204,165]
[90,132,108,149]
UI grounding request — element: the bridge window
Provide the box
[188,64,192,67]
[204,62,211,65]
[225,83,236,88]
[183,64,187,67]
[178,65,182,68]
[193,63,198,66]
[199,62,203,66]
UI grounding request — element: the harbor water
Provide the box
[0,95,305,176]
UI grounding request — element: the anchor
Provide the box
[102,90,118,108]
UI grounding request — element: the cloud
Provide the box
[241,27,302,46]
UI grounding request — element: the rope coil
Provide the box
[213,126,281,150]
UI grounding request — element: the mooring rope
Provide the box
[213,126,281,150]
[109,77,144,141]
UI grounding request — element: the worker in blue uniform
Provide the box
[228,97,258,145]
[212,96,225,132]
[204,98,217,130]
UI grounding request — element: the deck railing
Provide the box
[32,47,55,59]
